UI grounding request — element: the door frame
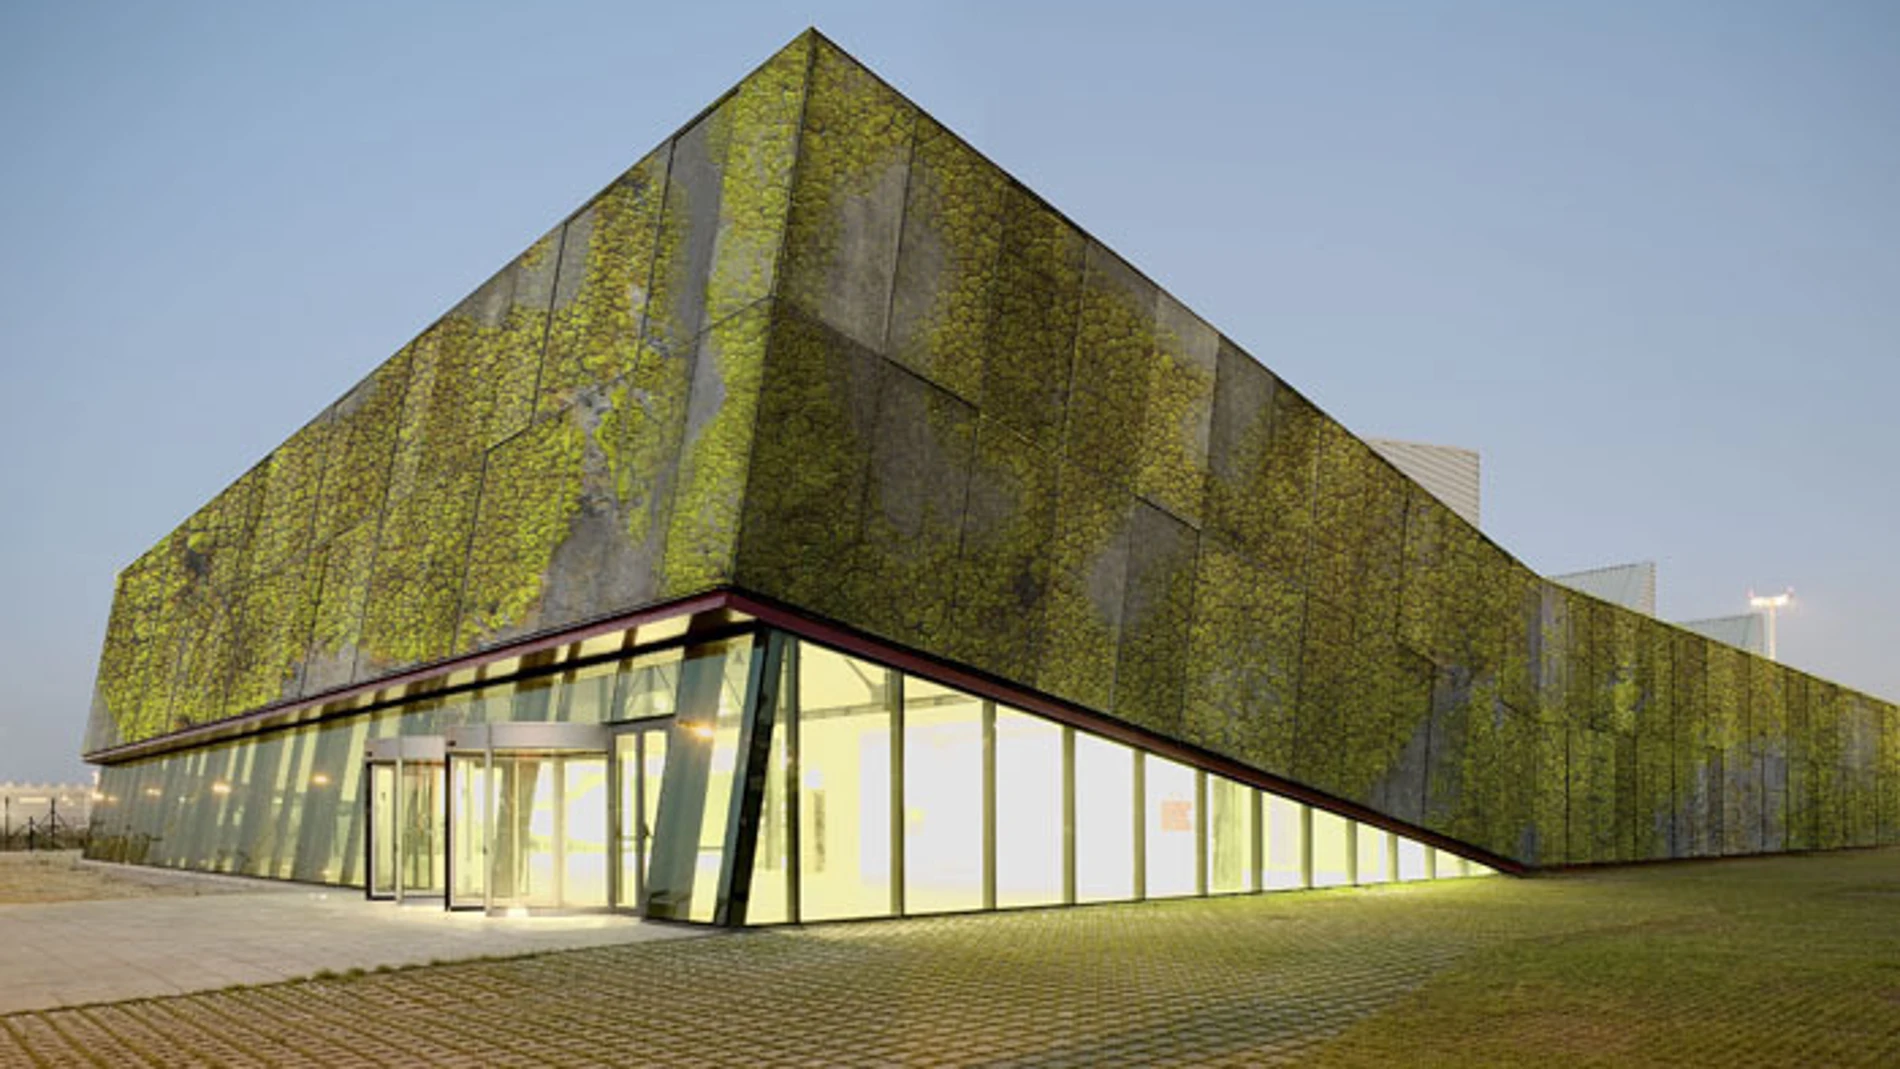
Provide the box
[363,736,446,904]
[442,722,611,915]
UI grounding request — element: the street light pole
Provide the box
[1748,589,1794,661]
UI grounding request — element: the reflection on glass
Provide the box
[746,699,791,924]
[1264,794,1305,890]
[490,755,555,908]
[370,763,396,896]
[400,763,443,894]
[1145,755,1198,899]
[687,724,741,923]
[798,644,892,922]
[564,757,608,907]
[994,708,1063,908]
[617,652,681,722]
[904,679,984,914]
[1311,809,1351,888]
[1207,776,1253,894]
[642,731,667,895]
[613,725,673,910]
[562,663,619,723]
[645,637,752,923]
[1074,733,1135,903]
[1355,823,1391,885]
[450,755,487,906]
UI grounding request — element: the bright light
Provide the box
[143,787,162,798]
[1747,587,1794,661]
[310,773,332,787]
[210,782,232,795]
[689,723,716,741]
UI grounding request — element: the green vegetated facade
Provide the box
[723,36,1899,868]
[85,34,812,754]
[88,32,1898,870]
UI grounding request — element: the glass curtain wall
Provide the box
[88,624,1498,920]
[715,634,1495,925]
[89,640,694,888]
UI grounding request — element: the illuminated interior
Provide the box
[89,620,1493,924]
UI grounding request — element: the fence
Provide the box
[2,797,90,852]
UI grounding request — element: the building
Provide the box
[1678,614,1768,657]
[83,32,1899,924]
[1551,562,1659,618]
[1365,439,1481,529]
[1550,561,1771,656]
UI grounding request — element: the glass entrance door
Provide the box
[614,725,669,911]
[483,751,609,912]
[366,759,445,902]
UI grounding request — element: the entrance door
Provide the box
[367,759,445,902]
[484,751,609,912]
[448,753,488,910]
[613,724,669,911]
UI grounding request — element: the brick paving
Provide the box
[3,850,1897,1067]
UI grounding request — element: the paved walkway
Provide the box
[0,863,705,1014]
[2,851,1895,1066]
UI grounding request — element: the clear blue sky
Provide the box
[3,1,1895,783]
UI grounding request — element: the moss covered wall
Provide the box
[728,36,1900,868]
[86,34,813,753]
[88,31,1900,871]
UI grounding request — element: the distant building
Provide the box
[1366,439,1481,528]
[1550,561,1769,657]
[1551,562,1658,617]
[1678,614,1767,656]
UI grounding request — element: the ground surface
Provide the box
[0,852,239,905]
[2,849,1896,1066]
[0,860,700,1015]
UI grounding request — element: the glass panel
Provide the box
[615,650,682,722]
[450,754,487,906]
[400,763,444,894]
[747,683,792,924]
[490,754,560,909]
[903,678,984,915]
[1355,823,1391,885]
[614,733,639,908]
[1144,755,1198,899]
[614,726,672,910]
[1311,809,1352,888]
[798,642,894,922]
[1207,776,1253,894]
[994,706,1063,908]
[1263,794,1306,889]
[1073,732,1135,903]
[642,730,667,897]
[686,652,750,924]
[561,663,619,723]
[646,638,752,922]
[564,757,609,908]
[369,763,396,896]
[1396,836,1429,881]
